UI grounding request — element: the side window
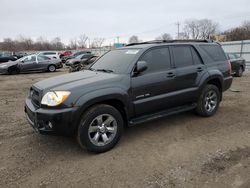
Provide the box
[38,55,50,61]
[191,47,203,64]
[173,46,193,67]
[200,45,227,61]
[140,47,171,73]
[23,56,36,63]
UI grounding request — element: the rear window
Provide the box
[200,45,226,61]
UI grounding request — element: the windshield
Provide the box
[75,54,84,59]
[91,49,140,74]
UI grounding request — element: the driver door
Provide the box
[19,56,37,72]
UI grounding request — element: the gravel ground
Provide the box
[0,69,250,188]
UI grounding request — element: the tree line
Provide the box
[1,19,250,52]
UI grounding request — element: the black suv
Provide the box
[25,40,232,153]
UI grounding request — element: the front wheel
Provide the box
[196,84,220,117]
[77,104,124,153]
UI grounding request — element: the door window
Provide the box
[140,47,171,73]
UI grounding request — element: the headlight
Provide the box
[41,91,71,106]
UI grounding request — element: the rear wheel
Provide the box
[48,65,56,72]
[77,104,124,153]
[196,84,220,117]
[236,66,243,77]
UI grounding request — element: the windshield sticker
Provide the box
[125,50,139,55]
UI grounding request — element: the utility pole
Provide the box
[176,22,180,39]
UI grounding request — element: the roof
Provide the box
[122,39,217,49]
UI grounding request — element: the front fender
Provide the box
[74,87,130,115]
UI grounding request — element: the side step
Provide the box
[129,103,197,126]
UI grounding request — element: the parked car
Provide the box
[59,51,72,59]
[0,54,62,74]
[38,51,60,60]
[65,54,96,66]
[67,55,98,72]
[0,52,18,63]
[62,51,92,63]
[226,53,246,77]
[25,40,232,153]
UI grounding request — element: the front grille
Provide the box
[30,87,41,107]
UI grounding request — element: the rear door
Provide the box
[171,45,205,105]
[131,47,177,116]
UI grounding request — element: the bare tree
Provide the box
[91,38,105,48]
[183,19,219,39]
[78,34,88,49]
[1,38,15,51]
[69,38,78,49]
[223,20,250,41]
[51,37,64,50]
[156,33,172,40]
[128,35,140,44]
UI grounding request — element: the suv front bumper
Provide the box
[24,97,79,135]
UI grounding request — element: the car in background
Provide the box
[67,55,98,72]
[0,52,18,63]
[65,53,95,66]
[62,51,92,63]
[226,53,246,77]
[0,54,62,74]
[59,51,72,59]
[38,51,60,60]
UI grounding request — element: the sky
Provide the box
[0,0,250,45]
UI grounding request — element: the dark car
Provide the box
[25,40,232,153]
[226,53,246,77]
[62,51,92,63]
[0,54,63,74]
[0,52,18,63]
[65,54,96,66]
[67,55,98,72]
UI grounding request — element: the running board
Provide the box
[129,103,197,126]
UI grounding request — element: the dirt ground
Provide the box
[0,69,250,188]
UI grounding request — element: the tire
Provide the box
[48,65,56,72]
[77,104,124,153]
[236,66,243,77]
[8,67,20,75]
[196,84,220,117]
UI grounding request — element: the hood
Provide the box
[34,70,124,92]
[0,61,17,67]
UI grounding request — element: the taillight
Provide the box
[227,60,232,74]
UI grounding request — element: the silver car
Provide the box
[0,54,63,74]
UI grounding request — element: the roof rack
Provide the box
[126,39,214,46]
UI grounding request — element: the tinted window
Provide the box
[91,49,139,74]
[200,45,226,61]
[191,47,203,64]
[140,47,171,73]
[38,55,50,61]
[173,46,193,67]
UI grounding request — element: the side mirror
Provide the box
[135,61,147,75]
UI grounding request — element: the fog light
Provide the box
[47,121,53,129]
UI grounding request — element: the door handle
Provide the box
[197,67,203,72]
[166,72,175,78]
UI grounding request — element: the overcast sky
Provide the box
[1,0,250,45]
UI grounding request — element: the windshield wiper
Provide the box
[95,69,114,73]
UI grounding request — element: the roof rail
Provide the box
[126,39,214,46]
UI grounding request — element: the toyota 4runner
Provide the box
[25,40,233,153]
